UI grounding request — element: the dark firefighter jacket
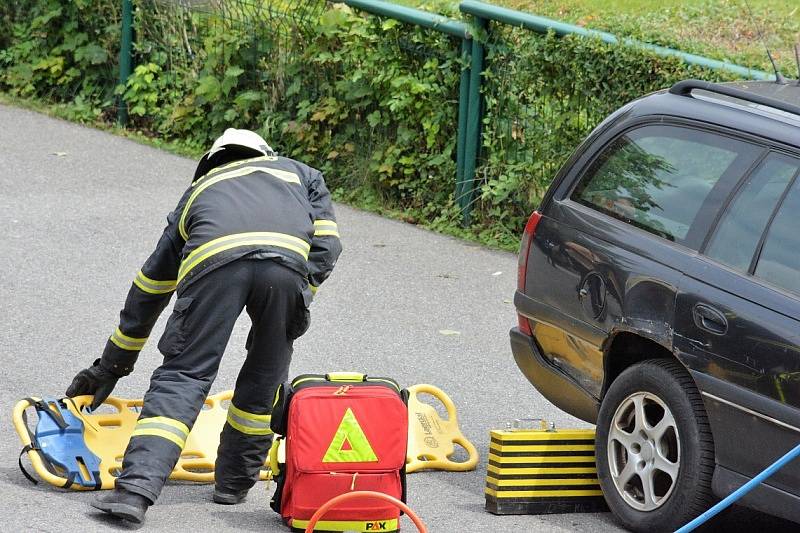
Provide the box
[99,154,342,376]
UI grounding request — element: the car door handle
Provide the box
[693,304,728,335]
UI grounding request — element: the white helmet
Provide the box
[194,128,274,180]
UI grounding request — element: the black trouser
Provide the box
[115,259,309,502]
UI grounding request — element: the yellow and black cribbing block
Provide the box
[485,426,608,515]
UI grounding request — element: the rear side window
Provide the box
[706,154,799,272]
[754,171,800,295]
[572,125,759,247]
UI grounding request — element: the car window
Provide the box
[573,125,758,247]
[755,171,800,295]
[706,154,799,272]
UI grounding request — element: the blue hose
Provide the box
[675,442,800,532]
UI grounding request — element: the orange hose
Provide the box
[304,491,427,533]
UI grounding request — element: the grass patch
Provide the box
[409,0,800,75]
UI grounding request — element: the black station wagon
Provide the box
[511,80,800,531]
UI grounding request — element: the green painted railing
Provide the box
[345,0,470,38]
[337,0,480,220]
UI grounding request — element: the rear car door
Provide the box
[526,122,761,399]
[675,152,800,497]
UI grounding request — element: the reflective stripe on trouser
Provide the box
[115,259,303,502]
[131,417,190,448]
[226,404,272,436]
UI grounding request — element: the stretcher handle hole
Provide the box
[180,453,203,459]
[447,442,470,463]
[304,491,427,533]
[97,420,122,428]
[220,399,231,410]
[82,403,120,415]
[415,393,450,422]
[108,467,122,477]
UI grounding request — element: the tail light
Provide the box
[517,211,542,336]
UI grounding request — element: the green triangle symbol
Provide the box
[322,408,379,463]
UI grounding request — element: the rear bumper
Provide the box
[510,327,599,423]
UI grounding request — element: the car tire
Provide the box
[596,359,715,532]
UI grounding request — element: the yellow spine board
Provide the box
[485,426,607,515]
[406,383,479,473]
[14,392,272,490]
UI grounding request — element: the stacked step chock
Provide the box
[485,419,608,515]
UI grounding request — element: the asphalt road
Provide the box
[0,105,793,532]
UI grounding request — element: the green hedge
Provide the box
[0,0,731,249]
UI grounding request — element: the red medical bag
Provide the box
[270,373,408,532]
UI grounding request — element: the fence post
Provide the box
[455,38,471,203]
[338,0,474,221]
[459,16,485,225]
[118,0,133,126]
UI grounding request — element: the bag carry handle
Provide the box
[325,372,366,382]
[304,491,427,533]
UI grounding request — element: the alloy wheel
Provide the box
[607,391,680,511]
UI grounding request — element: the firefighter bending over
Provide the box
[65,129,342,523]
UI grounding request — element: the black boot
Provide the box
[92,487,152,523]
[213,487,249,505]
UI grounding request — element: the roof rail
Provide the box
[670,79,800,118]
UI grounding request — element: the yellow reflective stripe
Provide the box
[131,428,186,448]
[181,166,301,239]
[310,284,319,295]
[228,404,270,423]
[313,220,340,238]
[193,155,278,185]
[137,416,190,435]
[226,416,272,436]
[226,404,272,435]
[290,519,399,531]
[131,416,189,448]
[133,270,176,295]
[313,220,338,229]
[109,327,147,351]
[178,232,310,283]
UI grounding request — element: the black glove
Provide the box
[66,359,120,411]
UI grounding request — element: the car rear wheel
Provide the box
[596,359,715,532]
